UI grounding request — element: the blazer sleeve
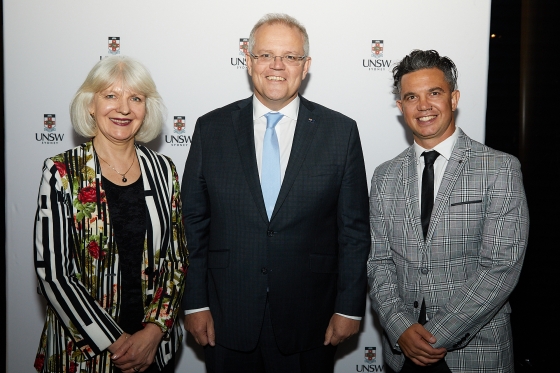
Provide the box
[334,121,371,317]
[143,158,189,334]
[181,119,211,310]
[34,158,123,359]
[426,155,529,349]
[367,169,418,348]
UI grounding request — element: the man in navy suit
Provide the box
[181,13,370,373]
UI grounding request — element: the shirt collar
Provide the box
[414,126,460,164]
[252,95,300,121]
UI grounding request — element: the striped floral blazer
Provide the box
[34,141,188,373]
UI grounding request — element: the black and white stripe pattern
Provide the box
[34,141,188,372]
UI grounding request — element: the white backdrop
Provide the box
[4,1,491,372]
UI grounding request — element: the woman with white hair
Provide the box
[33,56,188,373]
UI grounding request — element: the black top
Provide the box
[102,175,146,335]
[103,176,176,372]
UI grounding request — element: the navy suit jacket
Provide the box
[181,96,370,354]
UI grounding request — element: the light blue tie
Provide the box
[262,112,284,219]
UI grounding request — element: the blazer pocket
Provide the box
[208,250,229,269]
[450,199,482,207]
[309,254,338,273]
[305,165,340,177]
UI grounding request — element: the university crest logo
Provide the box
[174,116,186,134]
[239,38,249,55]
[364,347,376,363]
[108,37,120,55]
[371,40,383,58]
[44,114,56,132]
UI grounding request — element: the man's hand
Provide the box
[323,314,360,346]
[184,310,215,346]
[398,324,447,366]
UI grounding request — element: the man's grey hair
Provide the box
[392,49,458,95]
[248,13,309,57]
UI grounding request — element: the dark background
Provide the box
[1,0,557,370]
[485,0,558,371]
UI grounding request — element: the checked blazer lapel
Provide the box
[231,99,270,223]
[425,129,470,243]
[402,146,426,248]
[270,97,318,221]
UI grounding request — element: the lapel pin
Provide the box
[308,118,315,123]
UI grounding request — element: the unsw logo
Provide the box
[165,116,191,146]
[363,40,391,71]
[355,347,384,372]
[36,114,65,144]
[365,347,376,363]
[108,37,120,55]
[231,38,249,69]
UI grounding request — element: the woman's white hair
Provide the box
[70,56,166,143]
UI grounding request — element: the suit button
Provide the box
[261,267,268,274]
[145,267,152,275]
[414,301,419,308]
[267,230,274,237]
[420,267,429,274]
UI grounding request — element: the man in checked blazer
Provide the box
[181,13,370,373]
[367,49,529,373]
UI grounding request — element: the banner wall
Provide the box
[4,1,491,371]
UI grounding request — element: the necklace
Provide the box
[94,146,136,183]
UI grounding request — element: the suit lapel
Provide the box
[426,129,470,243]
[232,99,270,223]
[402,146,425,248]
[271,97,318,220]
[136,146,163,255]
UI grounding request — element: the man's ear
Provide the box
[451,90,460,111]
[245,53,253,77]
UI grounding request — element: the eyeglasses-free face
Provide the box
[396,68,460,149]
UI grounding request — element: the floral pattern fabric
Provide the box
[34,141,188,372]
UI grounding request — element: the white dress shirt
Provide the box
[414,126,460,208]
[253,95,299,182]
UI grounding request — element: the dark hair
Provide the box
[392,50,458,94]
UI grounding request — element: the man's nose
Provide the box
[417,96,432,111]
[270,55,286,68]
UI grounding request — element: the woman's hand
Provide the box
[110,323,164,372]
[108,332,131,355]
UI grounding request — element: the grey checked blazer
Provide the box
[367,129,529,372]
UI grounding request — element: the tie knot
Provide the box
[264,112,284,129]
[422,150,440,166]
